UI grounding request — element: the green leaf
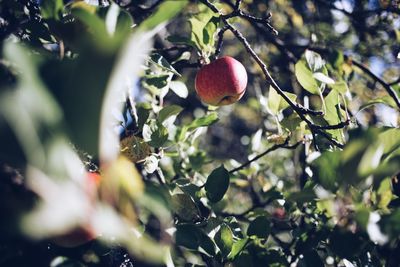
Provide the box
[394,83,400,94]
[359,97,397,111]
[139,0,188,30]
[305,50,324,72]
[171,194,200,221]
[178,112,219,140]
[313,151,341,190]
[247,216,270,239]
[330,81,349,93]
[328,50,344,69]
[313,72,335,84]
[189,6,216,51]
[158,105,183,124]
[188,151,207,171]
[150,125,169,148]
[0,43,63,167]
[267,86,297,115]
[324,89,344,142]
[338,128,383,184]
[41,0,64,20]
[170,81,189,98]
[40,26,153,157]
[324,90,341,121]
[166,35,197,47]
[149,53,180,76]
[175,224,199,250]
[215,224,234,257]
[295,59,319,94]
[144,74,170,89]
[136,104,151,131]
[175,179,201,199]
[200,233,217,256]
[175,224,216,256]
[380,209,400,237]
[259,187,284,203]
[71,4,108,40]
[205,165,230,203]
[377,178,393,209]
[280,114,303,132]
[286,187,316,204]
[357,142,384,176]
[355,208,370,230]
[227,238,249,260]
[143,120,169,147]
[97,3,133,38]
[114,8,134,35]
[202,16,220,47]
[187,112,219,131]
[231,252,253,267]
[378,128,400,157]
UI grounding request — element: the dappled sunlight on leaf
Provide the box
[100,156,144,207]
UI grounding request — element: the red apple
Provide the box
[272,207,286,220]
[195,56,248,106]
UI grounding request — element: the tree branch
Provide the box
[217,185,275,221]
[352,60,400,110]
[221,0,295,62]
[215,26,228,58]
[200,0,346,149]
[284,44,400,111]
[389,77,400,86]
[229,140,301,174]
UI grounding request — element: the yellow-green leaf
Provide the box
[295,59,320,94]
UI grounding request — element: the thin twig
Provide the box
[234,0,242,10]
[229,140,301,174]
[220,3,276,34]
[287,44,400,111]
[352,60,400,110]
[237,11,277,35]
[310,120,350,130]
[389,77,400,86]
[215,26,228,58]
[217,186,277,220]
[223,20,343,147]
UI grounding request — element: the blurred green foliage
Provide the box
[0,0,400,266]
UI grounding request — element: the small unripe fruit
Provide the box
[52,225,96,248]
[120,136,151,163]
[195,56,248,106]
[87,172,101,187]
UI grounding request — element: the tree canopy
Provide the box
[0,0,400,266]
